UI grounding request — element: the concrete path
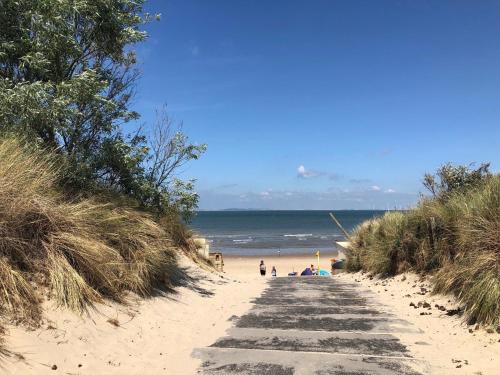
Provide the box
[194,277,427,375]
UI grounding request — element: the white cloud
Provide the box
[385,188,396,193]
[297,165,319,178]
[259,191,272,199]
[198,188,419,210]
[370,185,381,191]
[297,165,341,180]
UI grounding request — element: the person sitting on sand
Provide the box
[259,260,266,276]
[311,264,317,275]
[271,266,277,277]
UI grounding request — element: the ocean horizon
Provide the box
[190,210,386,256]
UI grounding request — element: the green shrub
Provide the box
[347,172,499,325]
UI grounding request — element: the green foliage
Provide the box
[0,0,144,142]
[423,162,491,200]
[0,0,205,218]
[137,108,207,219]
[347,165,499,325]
[0,0,205,354]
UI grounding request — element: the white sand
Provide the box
[224,253,339,278]
[2,253,498,375]
[337,271,500,375]
[2,255,268,375]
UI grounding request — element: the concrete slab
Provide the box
[195,277,425,374]
[212,328,411,357]
[235,313,421,333]
[251,297,374,306]
[249,305,383,316]
[196,347,425,375]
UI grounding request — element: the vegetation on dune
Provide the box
[0,0,206,217]
[347,164,499,326]
[0,138,186,322]
[0,0,208,354]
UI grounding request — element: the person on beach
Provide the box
[271,266,277,277]
[311,264,317,275]
[259,260,266,276]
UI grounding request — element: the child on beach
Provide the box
[271,266,277,277]
[311,264,317,275]
[259,260,266,276]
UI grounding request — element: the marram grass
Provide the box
[347,175,500,326]
[0,138,195,348]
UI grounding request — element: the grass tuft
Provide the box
[0,137,198,344]
[347,175,500,325]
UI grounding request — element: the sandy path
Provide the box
[216,255,500,375]
[2,255,267,375]
[196,276,427,374]
[338,271,500,375]
[2,254,498,374]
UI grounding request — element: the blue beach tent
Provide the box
[300,267,313,276]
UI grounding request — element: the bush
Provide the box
[423,162,491,200]
[347,172,499,325]
[433,176,500,324]
[0,138,191,327]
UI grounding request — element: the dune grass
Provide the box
[0,138,198,344]
[347,175,500,326]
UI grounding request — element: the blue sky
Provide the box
[133,0,500,210]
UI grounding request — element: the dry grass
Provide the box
[0,138,194,343]
[106,318,120,327]
[347,175,500,325]
[158,214,215,270]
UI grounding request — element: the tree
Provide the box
[423,163,491,199]
[0,0,205,218]
[0,0,144,142]
[0,0,147,187]
[144,107,206,214]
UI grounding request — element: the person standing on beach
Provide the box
[259,260,266,276]
[271,266,277,277]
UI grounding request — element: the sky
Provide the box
[133,0,500,210]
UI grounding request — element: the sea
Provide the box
[190,210,385,256]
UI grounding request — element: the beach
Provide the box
[223,255,499,375]
[0,252,342,374]
[2,251,331,374]
[338,271,500,375]
[3,253,498,374]
[3,255,266,374]
[1,1,498,374]
[223,252,340,278]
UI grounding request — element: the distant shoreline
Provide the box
[197,209,392,212]
[210,246,340,257]
[222,249,340,259]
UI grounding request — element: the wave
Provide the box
[233,239,253,243]
[206,234,249,239]
[283,233,313,238]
